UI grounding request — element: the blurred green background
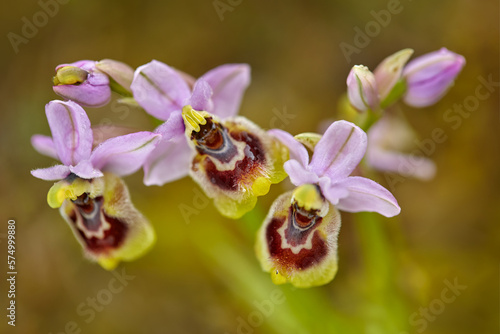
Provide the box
[0,0,499,333]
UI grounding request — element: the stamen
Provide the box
[291,184,324,212]
[53,66,88,85]
[182,105,207,133]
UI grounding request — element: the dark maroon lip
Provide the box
[69,193,128,254]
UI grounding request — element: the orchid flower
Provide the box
[344,48,465,180]
[403,48,466,108]
[53,59,135,107]
[131,61,288,218]
[346,48,465,111]
[31,100,160,270]
[256,120,400,288]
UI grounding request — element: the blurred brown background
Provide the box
[0,0,498,333]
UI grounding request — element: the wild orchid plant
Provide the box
[32,48,464,287]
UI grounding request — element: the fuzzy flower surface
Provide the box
[130,60,250,186]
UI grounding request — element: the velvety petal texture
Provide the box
[91,132,161,176]
[131,60,191,120]
[200,64,251,118]
[31,134,58,159]
[45,100,93,166]
[31,165,71,181]
[309,120,367,179]
[403,48,465,107]
[335,177,400,217]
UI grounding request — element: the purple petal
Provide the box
[90,132,161,177]
[53,83,111,108]
[31,134,58,160]
[154,111,186,141]
[31,165,71,180]
[318,177,349,205]
[284,160,318,186]
[403,48,466,108]
[69,160,104,179]
[143,137,193,186]
[131,60,191,121]
[189,79,214,111]
[268,129,309,167]
[45,100,93,166]
[199,64,250,119]
[335,176,401,217]
[309,120,367,180]
[366,147,436,180]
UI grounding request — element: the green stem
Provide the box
[353,212,409,333]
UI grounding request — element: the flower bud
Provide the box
[346,65,379,111]
[402,48,465,108]
[96,59,135,94]
[373,48,414,104]
[53,60,111,107]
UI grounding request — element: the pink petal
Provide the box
[403,48,466,108]
[45,100,93,166]
[31,165,71,180]
[69,160,104,179]
[335,176,401,217]
[199,64,250,119]
[31,134,58,160]
[189,79,214,112]
[268,129,309,167]
[310,120,367,179]
[131,60,191,121]
[90,132,161,177]
[284,160,318,186]
[53,83,111,108]
[366,147,436,181]
[143,137,193,186]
